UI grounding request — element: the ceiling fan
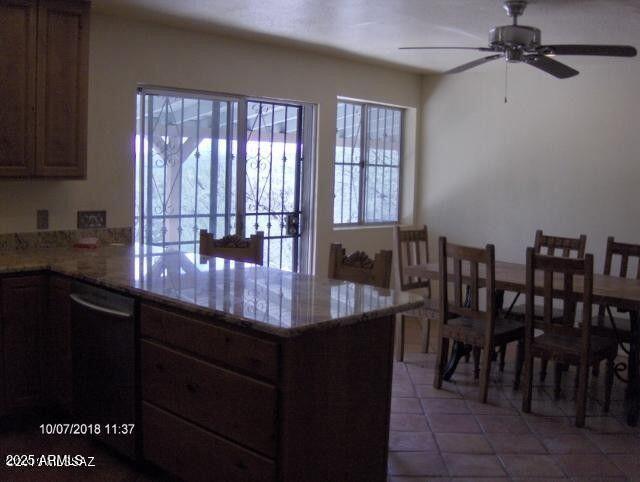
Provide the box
[400,0,637,78]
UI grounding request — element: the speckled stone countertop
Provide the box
[0,244,423,337]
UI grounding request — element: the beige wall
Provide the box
[419,60,640,269]
[0,13,421,275]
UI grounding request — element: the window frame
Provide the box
[333,99,404,227]
[136,86,241,251]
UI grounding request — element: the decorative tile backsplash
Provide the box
[0,227,132,251]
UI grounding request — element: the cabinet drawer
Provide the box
[140,303,278,382]
[143,402,275,482]
[142,340,277,457]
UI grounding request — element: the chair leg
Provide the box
[464,350,471,363]
[398,315,405,362]
[473,346,481,380]
[514,340,524,390]
[540,358,549,382]
[554,362,563,400]
[434,336,448,390]
[499,344,507,372]
[479,345,493,403]
[575,363,589,428]
[604,357,615,413]
[522,353,534,413]
[420,318,431,354]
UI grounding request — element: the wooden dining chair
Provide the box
[590,237,640,377]
[328,244,392,289]
[505,229,587,381]
[593,236,640,342]
[199,230,264,265]
[521,249,617,427]
[434,237,524,403]
[394,225,439,361]
[506,229,587,319]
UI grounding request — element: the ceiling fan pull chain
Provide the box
[504,61,509,104]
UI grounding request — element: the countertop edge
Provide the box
[0,264,424,338]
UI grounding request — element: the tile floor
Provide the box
[388,322,640,481]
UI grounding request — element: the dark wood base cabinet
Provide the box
[44,276,73,410]
[0,276,397,481]
[0,275,47,414]
[140,303,396,482]
[0,274,72,417]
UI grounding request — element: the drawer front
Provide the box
[142,340,277,457]
[140,303,278,382]
[143,402,275,482]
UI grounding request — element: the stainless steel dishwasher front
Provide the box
[70,282,136,459]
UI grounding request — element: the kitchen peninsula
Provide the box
[0,244,422,482]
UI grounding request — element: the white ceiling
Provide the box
[93,0,640,73]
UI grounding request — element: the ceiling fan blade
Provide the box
[539,45,637,57]
[523,54,579,79]
[444,54,503,74]
[399,46,495,51]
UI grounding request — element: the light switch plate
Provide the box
[77,210,106,229]
[37,210,49,230]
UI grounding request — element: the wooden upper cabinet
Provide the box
[0,0,89,178]
[0,1,37,177]
[35,0,89,177]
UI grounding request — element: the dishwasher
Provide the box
[70,282,137,459]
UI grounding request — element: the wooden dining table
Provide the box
[407,260,640,426]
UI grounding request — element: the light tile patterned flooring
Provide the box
[389,322,640,481]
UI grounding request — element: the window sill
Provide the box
[333,223,397,231]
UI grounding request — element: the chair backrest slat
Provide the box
[543,269,554,324]
[394,225,430,291]
[453,257,462,308]
[328,243,392,289]
[470,261,479,311]
[199,230,264,265]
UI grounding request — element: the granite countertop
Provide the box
[0,244,423,337]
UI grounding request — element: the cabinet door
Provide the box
[44,276,72,409]
[0,1,37,177]
[35,0,89,178]
[1,275,47,412]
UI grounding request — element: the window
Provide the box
[135,91,239,252]
[135,88,314,273]
[333,101,402,225]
